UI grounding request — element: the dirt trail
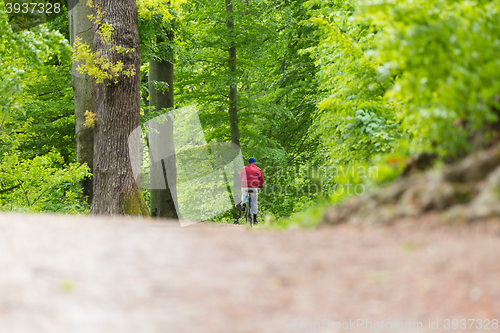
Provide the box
[0,213,499,333]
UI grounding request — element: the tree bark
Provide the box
[225,0,242,221]
[225,0,240,148]
[148,33,179,219]
[69,0,94,203]
[90,0,149,216]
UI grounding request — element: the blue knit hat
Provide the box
[248,157,257,163]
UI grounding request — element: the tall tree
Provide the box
[136,0,180,218]
[225,0,239,147]
[69,0,94,203]
[224,0,242,221]
[148,33,179,219]
[89,0,149,215]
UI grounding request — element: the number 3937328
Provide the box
[5,2,61,14]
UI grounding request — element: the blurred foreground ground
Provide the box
[0,213,499,332]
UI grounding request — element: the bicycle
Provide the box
[242,189,255,227]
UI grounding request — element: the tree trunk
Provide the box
[225,0,240,148]
[148,34,179,219]
[90,0,149,216]
[225,0,242,221]
[69,0,94,203]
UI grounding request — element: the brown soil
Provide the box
[0,212,499,332]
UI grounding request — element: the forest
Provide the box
[1,0,500,226]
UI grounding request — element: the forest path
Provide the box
[186,220,247,228]
[0,213,499,332]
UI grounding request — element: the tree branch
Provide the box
[50,112,74,123]
[0,111,7,132]
[0,184,21,194]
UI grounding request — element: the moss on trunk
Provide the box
[121,186,150,217]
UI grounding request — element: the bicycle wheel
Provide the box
[248,197,253,227]
[244,198,250,225]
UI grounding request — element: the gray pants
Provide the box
[241,188,258,215]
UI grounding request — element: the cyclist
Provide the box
[239,157,264,224]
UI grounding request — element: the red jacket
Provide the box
[239,164,264,188]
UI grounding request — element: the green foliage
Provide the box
[0,132,90,213]
[1,7,89,214]
[2,0,499,222]
[72,1,136,84]
[1,8,70,130]
[138,0,179,63]
[304,0,399,165]
[343,109,398,154]
[281,0,500,228]
[5,64,75,163]
[137,0,186,22]
[174,0,323,221]
[358,0,500,156]
[264,202,328,229]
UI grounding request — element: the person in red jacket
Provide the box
[239,157,264,224]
